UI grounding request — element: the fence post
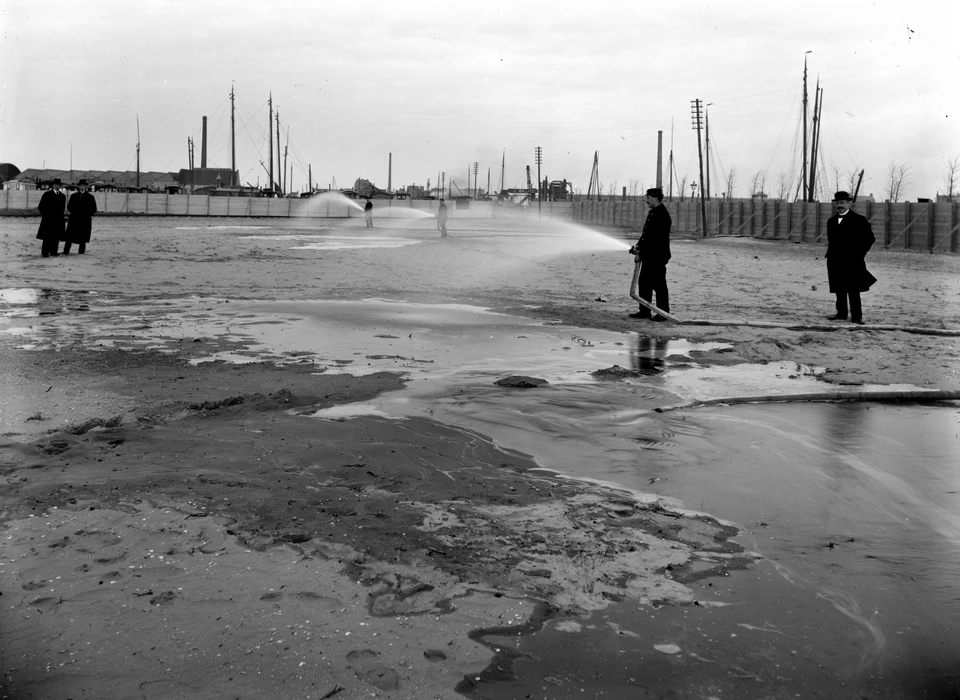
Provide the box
[883,201,891,247]
[903,201,911,250]
[927,202,936,252]
[954,202,959,254]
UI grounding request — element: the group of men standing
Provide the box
[629,187,875,324]
[36,178,97,257]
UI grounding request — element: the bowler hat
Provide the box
[78,179,88,186]
[833,191,852,201]
[52,178,62,185]
[646,187,664,199]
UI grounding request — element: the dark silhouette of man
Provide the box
[364,199,373,228]
[825,190,876,325]
[36,179,66,257]
[629,187,672,321]
[437,199,448,237]
[64,179,98,255]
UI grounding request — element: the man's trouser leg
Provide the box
[849,292,862,321]
[835,293,849,319]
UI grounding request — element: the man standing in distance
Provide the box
[36,178,66,257]
[825,190,876,325]
[437,199,448,237]
[64,179,98,255]
[629,187,672,321]
[364,198,373,228]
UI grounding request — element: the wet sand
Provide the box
[1,215,958,699]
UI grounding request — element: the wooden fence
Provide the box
[572,199,960,253]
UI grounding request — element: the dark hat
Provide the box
[52,178,62,185]
[833,191,853,201]
[78,179,88,186]
[646,187,664,200]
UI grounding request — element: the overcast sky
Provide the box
[2,0,956,200]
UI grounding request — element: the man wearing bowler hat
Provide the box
[36,178,66,257]
[628,187,672,321]
[64,179,98,255]
[825,190,876,325]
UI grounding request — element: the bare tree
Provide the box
[749,169,766,197]
[885,161,911,202]
[678,175,688,201]
[606,180,619,198]
[942,155,960,202]
[831,166,845,195]
[776,171,791,200]
[724,166,738,199]
[628,178,643,197]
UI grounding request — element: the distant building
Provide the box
[7,168,178,192]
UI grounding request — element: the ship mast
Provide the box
[802,51,811,201]
[230,84,236,186]
[268,93,274,193]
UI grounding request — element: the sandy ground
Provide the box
[1,214,958,699]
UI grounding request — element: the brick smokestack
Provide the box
[201,116,208,169]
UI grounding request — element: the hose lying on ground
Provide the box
[654,389,960,413]
[680,319,960,337]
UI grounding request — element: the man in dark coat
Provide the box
[64,180,98,255]
[36,179,66,257]
[825,190,876,325]
[629,187,672,321]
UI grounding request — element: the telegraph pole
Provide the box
[690,99,707,236]
[230,84,236,186]
[473,162,479,199]
[704,105,711,201]
[656,130,663,189]
[534,146,543,219]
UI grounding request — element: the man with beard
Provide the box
[36,179,66,257]
[825,190,876,325]
[64,180,98,255]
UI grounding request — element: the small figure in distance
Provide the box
[437,198,448,237]
[36,178,66,257]
[364,198,373,228]
[825,191,876,325]
[63,179,98,255]
[628,187,672,321]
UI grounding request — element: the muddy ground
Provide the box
[0,215,958,699]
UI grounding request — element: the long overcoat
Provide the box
[66,191,98,243]
[634,204,672,265]
[35,189,66,241]
[825,209,877,293]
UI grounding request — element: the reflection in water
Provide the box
[630,335,668,375]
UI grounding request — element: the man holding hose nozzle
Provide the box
[628,187,672,321]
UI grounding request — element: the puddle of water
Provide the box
[5,290,958,696]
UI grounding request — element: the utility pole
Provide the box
[704,105,711,201]
[268,94,274,193]
[500,149,506,196]
[136,115,141,190]
[230,84,236,186]
[308,164,312,193]
[534,146,543,219]
[668,119,675,200]
[802,55,809,200]
[690,99,707,236]
[487,167,490,199]
[473,162,479,199]
[656,131,663,189]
